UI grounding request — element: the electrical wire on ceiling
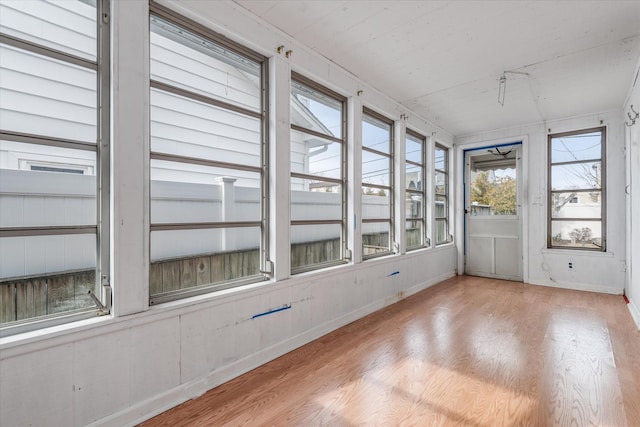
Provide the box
[497,70,530,106]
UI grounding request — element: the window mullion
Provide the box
[97,0,111,312]
[434,143,450,245]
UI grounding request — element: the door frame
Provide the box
[464,142,522,280]
[454,136,529,283]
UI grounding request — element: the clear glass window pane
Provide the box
[0,234,97,323]
[362,150,390,186]
[362,186,391,220]
[405,192,423,219]
[0,234,96,280]
[435,171,448,195]
[290,130,342,179]
[435,146,447,170]
[470,168,517,216]
[151,88,261,167]
[548,128,604,251]
[291,80,342,139]
[406,163,423,191]
[362,222,390,256]
[291,223,342,270]
[363,114,391,154]
[551,131,602,163]
[550,221,603,249]
[150,227,261,294]
[0,44,97,142]
[406,134,423,164]
[551,162,601,191]
[406,220,424,250]
[0,0,97,61]
[551,191,601,219]
[435,195,447,219]
[0,141,97,227]
[435,219,448,244]
[150,160,261,224]
[150,15,261,113]
[291,178,341,221]
[435,145,449,245]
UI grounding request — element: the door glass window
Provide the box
[469,151,517,216]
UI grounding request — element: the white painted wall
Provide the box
[455,110,627,295]
[0,1,456,426]
[624,56,640,329]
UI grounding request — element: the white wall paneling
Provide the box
[624,56,640,329]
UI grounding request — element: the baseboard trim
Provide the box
[527,278,623,295]
[627,297,640,330]
[89,271,455,427]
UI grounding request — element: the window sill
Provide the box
[0,314,112,353]
[435,241,455,249]
[541,248,613,258]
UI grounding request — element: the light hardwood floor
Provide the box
[141,276,640,426]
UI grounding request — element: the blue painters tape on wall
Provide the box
[387,271,400,277]
[251,304,292,319]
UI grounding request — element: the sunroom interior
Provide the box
[1,1,639,426]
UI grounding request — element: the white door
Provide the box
[464,143,522,281]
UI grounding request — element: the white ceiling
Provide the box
[234,0,640,136]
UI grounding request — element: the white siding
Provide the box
[0,0,96,60]
[150,28,261,113]
[0,45,97,142]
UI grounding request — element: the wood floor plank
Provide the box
[140,276,640,427]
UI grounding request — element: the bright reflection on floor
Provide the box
[314,359,535,426]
